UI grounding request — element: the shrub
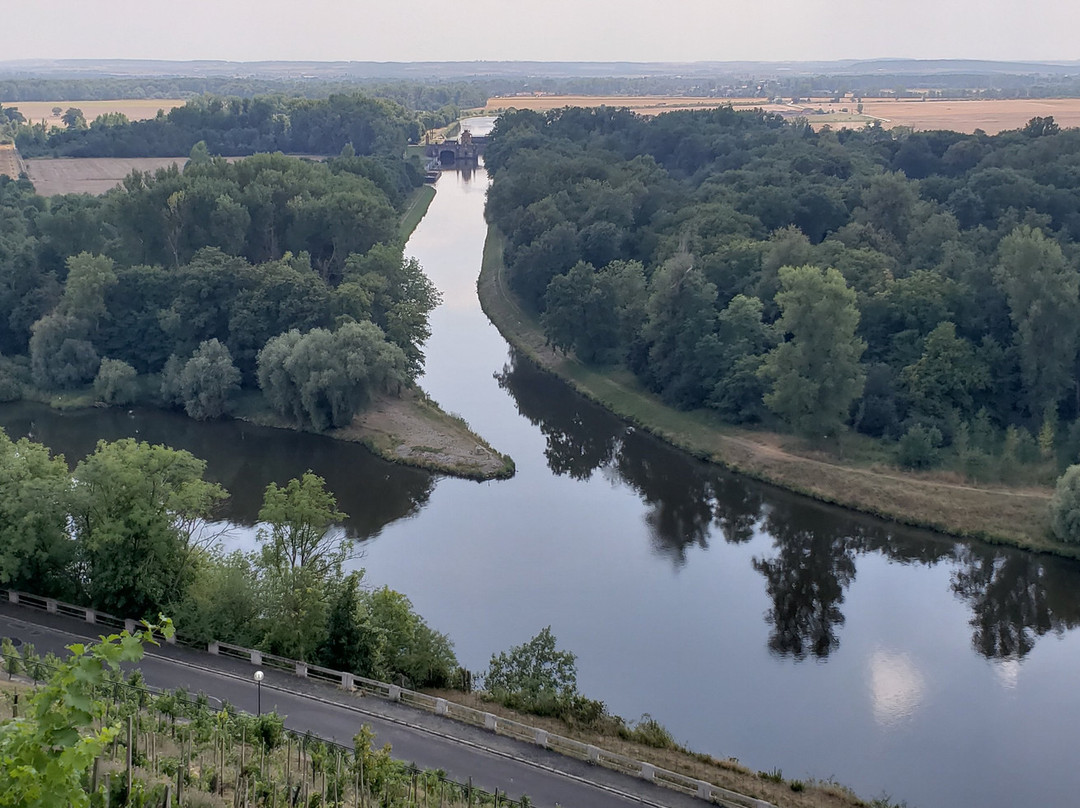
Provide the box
[897,424,942,469]
[93,358,138,404]
[1050,465,1080,543]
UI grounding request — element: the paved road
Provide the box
[0,604,710,808]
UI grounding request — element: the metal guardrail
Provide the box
[0,588,775,808]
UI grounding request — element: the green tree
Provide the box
[484,626,578,702]
[60,107,86,130]
[28,314,99,390]
[0,430,74,598]
[178,338,241,420]
[1050,465,1080,544]
[363,586,457,688]
[759,265,866,438]
[317,572,384,677]
[0,621,172,808]
[93,358,138,405]
[72,439,227,617]
[994,226,1080,416]
[57,253,116,323]
[900,321,989,420]
[255,473,347,661]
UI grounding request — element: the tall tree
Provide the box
[994,226,1080,417]
[0,429,73,598]
[759,265,866,438]
[72,439,227,617]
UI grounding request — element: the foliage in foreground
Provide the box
[0,621,171,808]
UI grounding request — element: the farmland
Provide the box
[23,156,189,195]
[0,143,20,178]
[5,98,185,126]
[483,94,1080,134]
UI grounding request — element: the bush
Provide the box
[93,358,138,404]
[897,424,942,469]
[1050,465,1080,543]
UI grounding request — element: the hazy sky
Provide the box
[5,0,1080,64]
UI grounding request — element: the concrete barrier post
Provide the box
[388,685,401,702]
[85,609,96,624]
[587,745,600,763]
[124,619,136,633]
[8,592,18,604]
[484,713,497,731]
[435,698,448,716]
[341,672,354,690]
[45,599,57,614]
[640,763,655,782]
[250,650,262,666]
[534,729,548,747]
[296,662,308,678]
[697,781,712,799]
[208,642,219,655]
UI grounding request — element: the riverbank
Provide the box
[476,227,1071,557]
[425,689,873,808]
[19,382,513,481]
[235,387,514,481]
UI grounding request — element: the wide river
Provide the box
[4,120,1080,808]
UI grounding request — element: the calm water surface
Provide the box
[4,122,1080,808]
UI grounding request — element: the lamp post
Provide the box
[254,670,264,716]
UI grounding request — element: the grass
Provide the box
[397,184,436,242]
[476,226,1073,558]
[424,688,872,808]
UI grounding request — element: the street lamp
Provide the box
[253,670,264,716]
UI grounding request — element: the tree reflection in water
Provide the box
[498,349,1080,662]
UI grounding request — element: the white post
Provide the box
[250,650,263,666]
[388,685,401,702]
[295,662,308,678]
[534,729,548,747]
[208,642,220,655]
[45,599,57,614]
[435,698,448,716]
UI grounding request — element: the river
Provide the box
[3,119,1080,808]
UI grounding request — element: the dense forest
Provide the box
[484,106,1080,489]
[0,94,441,431]
[9,92,435,158]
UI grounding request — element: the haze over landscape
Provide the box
[4,0,1080,63]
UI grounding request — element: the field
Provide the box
[484,94,1080,134]
[5,98,185,126]
[23,156,190,196]
[0,143,20,178]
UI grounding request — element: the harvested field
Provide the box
[0,143,20,179]
[5,98,185,127]
[24,156,189,196]
[484,94,1080,134]
[484,95,767,115]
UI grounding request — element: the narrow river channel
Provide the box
[4,121,1080,808]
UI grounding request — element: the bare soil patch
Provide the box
[340,388,513,480]
[24,156,190,196]
[6,99,185,127]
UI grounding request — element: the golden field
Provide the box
[484,94,1080,134]
[5,98,185,127]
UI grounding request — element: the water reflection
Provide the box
[0,401,435,541]
[868,649,926,726]
[494,349,1080,662]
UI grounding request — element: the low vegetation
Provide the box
[0,629,521,808]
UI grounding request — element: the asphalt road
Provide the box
[0,605,709,808]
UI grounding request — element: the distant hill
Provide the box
[2,58,1079,81]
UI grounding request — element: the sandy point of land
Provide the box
[339,388,512,480]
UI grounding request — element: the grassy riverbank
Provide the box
[477,227,1070,557]
[426,689,890,808]
[398,184,437,241]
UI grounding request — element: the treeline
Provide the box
[0,148,437,430]
[13,92,427,158]
[0,432,458,688]
[485,107,1080,480]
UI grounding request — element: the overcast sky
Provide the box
[5,0,1079,63]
